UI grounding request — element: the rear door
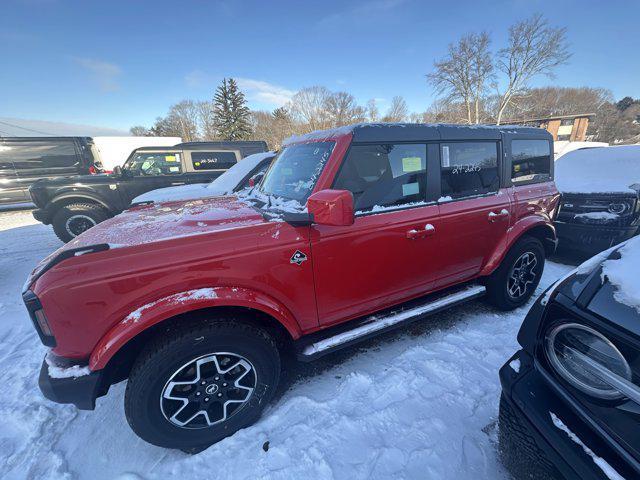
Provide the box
[311,142,442,327]
[434,139,511,288]
[0,141,27,204]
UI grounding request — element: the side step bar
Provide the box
[297,284,486,361]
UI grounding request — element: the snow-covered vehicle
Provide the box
[499,235,640,480]
[130,151,275,205]
[554,145,640,254]
[24,123,559,451]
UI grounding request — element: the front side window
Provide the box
[261,142,335,202]
[191,151,237,170]
[334,143,427,212]
[511,140,551,183]
[7,140,78,170]
[441,142,499,199]
[125,153,182,176]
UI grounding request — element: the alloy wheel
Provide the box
[507,251,538,299]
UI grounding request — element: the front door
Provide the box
[311,142,442,327]
[433,141,511,288]
[118,150,187,203]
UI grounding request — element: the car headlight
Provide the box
[546,323,632,400]
[608,202,629,215]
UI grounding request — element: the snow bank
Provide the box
[132,152,275,204]
[554,145,640,194]
[550,412,624,480]
[602,236,640,312]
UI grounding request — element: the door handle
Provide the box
[406,224,436,239]
[488,209,510,222]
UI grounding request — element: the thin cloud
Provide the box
[184,69,216,88]
[236,78,296,108]
[318,0,407,28]
[74,57,122,92]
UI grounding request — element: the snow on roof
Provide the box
[602,236,640,313]
[554,145,640,194]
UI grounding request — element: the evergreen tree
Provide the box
[212,78,252,140]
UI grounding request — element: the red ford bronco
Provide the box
[23,123,559,451]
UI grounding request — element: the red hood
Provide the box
[66,196,266,249]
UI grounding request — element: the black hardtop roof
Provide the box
[284,123,550,145]
[131,140,269,158]
[350,123,550,143]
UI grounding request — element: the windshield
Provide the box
[124,152,182,176]
[260,142,335,202]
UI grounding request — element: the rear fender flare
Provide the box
[480,218,556,276]
[89,286,302,371]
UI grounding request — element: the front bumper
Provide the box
[38,355,104,410]
[555,221,638,253]
[32,208,51,224]
[500,350,639,479]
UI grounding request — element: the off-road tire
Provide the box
[124,318,280,452]
[485,236,545,310]
[51,202,111,242]
[498,394,563,480]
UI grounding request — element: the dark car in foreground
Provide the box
[499,235,640,480]
[554,145,640,255]
[29,140,267,242]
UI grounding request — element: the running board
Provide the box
[297,284,486,361]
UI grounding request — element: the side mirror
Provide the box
[112,165,123,176]
[248,172,265,188]
[307,189,354,227]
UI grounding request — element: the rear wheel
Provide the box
[51,202,111,242]
[124,318,280,452]
[485,236,545,310]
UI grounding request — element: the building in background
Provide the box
[504,113,595,142]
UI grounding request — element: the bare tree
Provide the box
[494,14,571,124]
[366,99,380,122]
[197,100,217,140]
[250,107,295,150]
[382,96,409,122]
[129,126,151,136]
[288,86,331,131]
[323,91,367,127]
[427,32,493,124]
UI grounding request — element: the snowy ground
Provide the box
[0,210,574,480]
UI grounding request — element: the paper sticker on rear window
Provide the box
[402,157,422,173]
[169,166,180,172]
[402,182,419,196]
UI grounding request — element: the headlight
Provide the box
[608,202,629,215]
[546,323,632,400]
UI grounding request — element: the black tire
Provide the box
[498,395,563,480]
[485,236,545,310]
[124,318,280,451]
[51,202,111,242]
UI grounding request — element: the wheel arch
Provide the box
[481,219,556,276]
[48,192,115,215]
[89,287,302,375]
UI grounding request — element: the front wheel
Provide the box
[51,202,111,242]
[485,236,545,310]
[124,318,280,451]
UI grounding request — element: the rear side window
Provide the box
[441,142,499,199]
[334,143,427,212]
[7,140,78,170]
[191,151,237,170]
[511,140,551,183]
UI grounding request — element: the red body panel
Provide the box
[30,132,559,370]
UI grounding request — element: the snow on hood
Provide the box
[131,152,275,204]
[555,145,640,194]
[602,235,640,313]
[64,196,266,249]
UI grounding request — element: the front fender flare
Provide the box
[89,286,302,371]
[480,218,556,276]
[49,191,114,214]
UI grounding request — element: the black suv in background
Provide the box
[0,137,102,206]
[29,140,267,242]
[499,239,640,479]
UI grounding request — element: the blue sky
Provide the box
[2,0,639,132]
